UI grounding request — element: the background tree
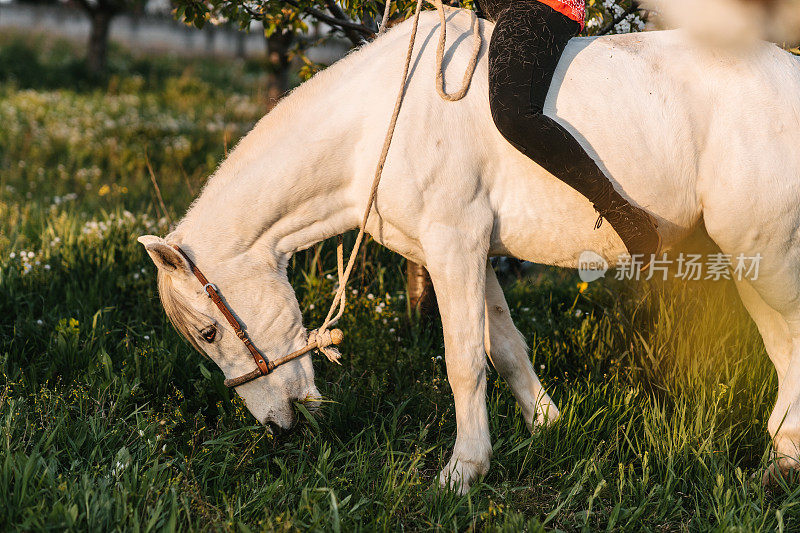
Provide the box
[71,0,148,75]
[16,0,149,76]
[265,26,295,108]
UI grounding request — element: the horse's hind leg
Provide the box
[484,264,559,429]
[735,280,800,481]
[704,188,800,481]
[716,247,800,484]
[741,285,800,483]
[735,281,793,382]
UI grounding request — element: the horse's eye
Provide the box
[201,326,217,343]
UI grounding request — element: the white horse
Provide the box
[139,10,800,492]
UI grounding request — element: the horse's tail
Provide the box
[641,0,800,47]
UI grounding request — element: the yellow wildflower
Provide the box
[98,184,111,196]
[577,281,589,293]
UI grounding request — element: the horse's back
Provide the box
[553,30,800,239]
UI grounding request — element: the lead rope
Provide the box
[377,0,393,35]
[311,0,482,363]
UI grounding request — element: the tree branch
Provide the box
[324,0,367,46]
[241,3,265,21]
[278,0,375,39]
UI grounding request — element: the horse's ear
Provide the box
[138,235,191,275]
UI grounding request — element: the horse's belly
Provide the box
[487,154,629,267]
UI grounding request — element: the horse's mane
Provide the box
[171,19,415,235]
[157,270,205,355]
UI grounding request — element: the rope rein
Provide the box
[312,0,482,363]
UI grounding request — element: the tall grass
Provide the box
[1,37,798,531]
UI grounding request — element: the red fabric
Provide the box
[537,0,586,29]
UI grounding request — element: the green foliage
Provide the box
[1,38,798,531]
[171,0,644,85]
[177,0,403,35]
[0,34,268,92]
[174,0,642,44]
[0,37,89,90]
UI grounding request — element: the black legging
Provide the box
[484,0,619,216]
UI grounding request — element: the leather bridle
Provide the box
[172,245,342,388]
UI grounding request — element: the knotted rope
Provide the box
[312,0,482,363]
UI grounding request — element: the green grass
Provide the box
[2,38,800,531]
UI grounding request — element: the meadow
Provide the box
[2,36,800,531]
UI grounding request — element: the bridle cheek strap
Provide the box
[173,246,271,375]
[171,245,342,389]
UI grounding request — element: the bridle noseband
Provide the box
[172,245,343,388]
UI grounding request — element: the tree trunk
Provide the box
[265,30,294,110]
[407,261,437,316]
[87,9,113,77]
[235,32,246,59]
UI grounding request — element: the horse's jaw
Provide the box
[232,353,319,431]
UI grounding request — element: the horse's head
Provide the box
[138,235,320,433]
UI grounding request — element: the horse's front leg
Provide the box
[421,223,492,494]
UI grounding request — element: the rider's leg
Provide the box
[472,0,505,21]
[487,1,661,260]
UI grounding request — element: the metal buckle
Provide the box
[203,283,219,298]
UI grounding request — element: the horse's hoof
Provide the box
[761,460,800,488]
[438,457,487,495]
[529,403,560,432]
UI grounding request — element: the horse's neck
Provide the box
[171,97,360,267]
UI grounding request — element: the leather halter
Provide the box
[173,245,272,386]
[171,245,343,388]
